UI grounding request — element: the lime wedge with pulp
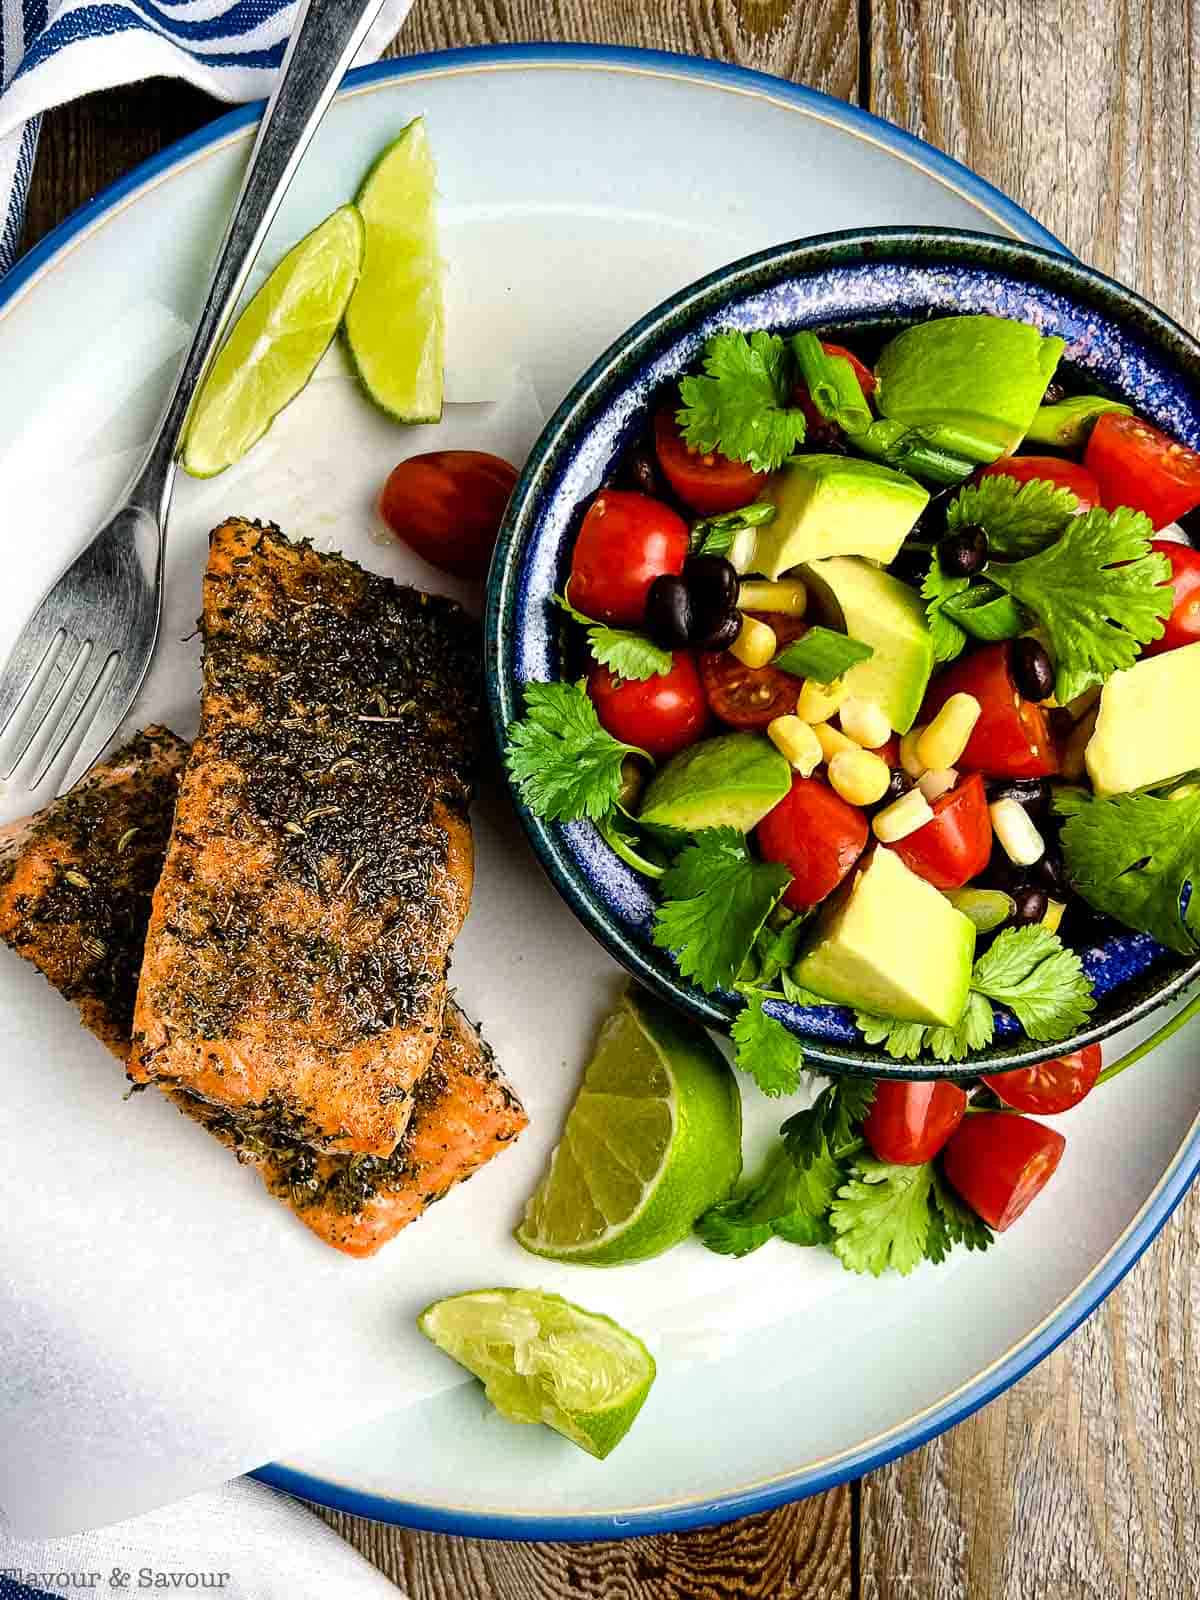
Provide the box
[343,116,443,423]
[182,204,364,477]
[419,1287,655,1459]
[515,986,742,1266]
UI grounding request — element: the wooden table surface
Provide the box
[21,3,1200,1595]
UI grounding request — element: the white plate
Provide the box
[2,45,1196,1540]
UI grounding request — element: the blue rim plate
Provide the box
[5,43,1196,1543]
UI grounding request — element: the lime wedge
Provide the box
[515,987,741,1266]
[419,1288,655,1459]
[182,204,364,477]
[343,116,443,423]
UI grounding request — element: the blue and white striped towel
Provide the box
[0,0,414,277]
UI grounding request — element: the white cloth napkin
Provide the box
[0,0,415,275]
[0,1479,406,1598]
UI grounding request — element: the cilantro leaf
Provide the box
[856,992,995,1063]
[1056,786,1200,955]
[970,925,1095,1041]
[690,500,777,558]
[987,506,1172,701]
[928,1170,994,1262]
[781,1077,876,1169]
[554,592,671,682]
[731,991,805,1098]
[505,681,643,823]
[653,830,792,993]
[829,1158,935,1277]
[677,331,807,473]
[853,1015,928,1060]
[773,626,874,683]
[921,548,970,663]
[781,971,829,1006]
[696,1143,840,1257]
[946,472,1079,557]
[746,913,811,990]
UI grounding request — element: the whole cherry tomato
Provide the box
[1141,540,1200,657]
[653,409,766,515]
[921,643,1059,779]
[587,653,709,759]
[941,1112,1065,1232]
[569,490,690,625]
[892,773,993,890]
[379,450,518,580]
[981,1044,1102,1115]
[1085,412,1200,530]
[700,614,807,730]
[756,775,868,910]
[979,455,1100,511]
[863,1079,968,1166]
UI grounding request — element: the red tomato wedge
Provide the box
[699,614,807,730]
[568,490,690,626]
[379,450,518,580]
[653,409,766,515]
[941,1113,1065,1232]
[756,775,868,910]
[892,773,992,890]
[587,653,709,760]
[979,455,1100,511]
[1085,412,1200,530]
[1142,540,1200,657]
[863,1080,968,1166]
[921,643,1058,779]
[981,1044,1102,1115]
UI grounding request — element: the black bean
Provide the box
[685,555,740,618]
[645,574,693,649]
[694,608,742,651]
[873,768,914,810]
[938,523,989,578]
[1011,636,1054,702]
[986,777,1052,819]
[1040,380,1067,406]
[611,438,665,499]
[1007,881,1049,928]
[1033,853,1067,895]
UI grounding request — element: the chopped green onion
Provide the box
[791,332,873,434]
[690,500,777,557]
[597,812,666,880]
[945,888,1016,933]
[773,626,874,683]
[941,584,1026,641]
[1025,396,1133,449]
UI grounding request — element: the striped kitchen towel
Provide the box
[0,0,414,277]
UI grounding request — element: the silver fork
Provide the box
[0,0,388,796]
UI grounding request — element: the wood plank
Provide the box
[863,3,1200,1595]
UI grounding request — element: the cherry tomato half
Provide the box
[379,450,518,581]
[756,775,869,910]
[587,652,709,759]
[1085,412,1200,530]
[981,1044,1102,1115]
[922,643,1059,779]
[863,1080,968,1166]
[1142,540,1200,657]
[699,614,807,730]
[569,490,690,626]
[941,1113,1065,1232]
[979,455,1100,511]
[892,772,993,891]
[653,409,766,515]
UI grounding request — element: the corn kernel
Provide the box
[872,788,935,843]
[917,693,981,771]
[738,579,808,617]
[812,721,859,763]
[767,715,824,776]
[839,696,891,749]
[828,748,891,806]
[990,797,1045,866]
[1042,898,1067,936]
[899,726,928,779]
[918,767,958,804]
[729,614,777,669]
[1062,705,1099,781]
[796,676,848,723]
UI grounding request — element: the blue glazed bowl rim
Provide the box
[486,225,1200,1077]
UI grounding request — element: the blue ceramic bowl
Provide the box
[487,227,1200,1077]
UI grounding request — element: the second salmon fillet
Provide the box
[129,519,482,1155]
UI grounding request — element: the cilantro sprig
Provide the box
[922,548,971,664]
[781,1077,876,1170]
[555,592,671,683]
[652,829,791,995]
[730,992,805,1098]
[677,331,808,473]
[505,681,645,823]
[697,1143,839,1256]
[945,472,1079,558]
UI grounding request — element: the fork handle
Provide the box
[128,0,390,523]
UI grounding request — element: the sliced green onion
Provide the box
[1024,396,1133,449]
[597,812,666,879]
[945,888,1016,933]
[773,626,874,683]
[790,332,873,434]
[690,500,777,557]
[941,584,1026,642]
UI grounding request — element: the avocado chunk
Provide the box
[874,314,1065,462]
[1085,640,1200,795]
[801,556,934,734]
[750,455,929,578]
[793,847,976,1026]
[638,732,791,833]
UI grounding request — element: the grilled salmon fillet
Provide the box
[129,519,483,1155]
[0,729,525,1258]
